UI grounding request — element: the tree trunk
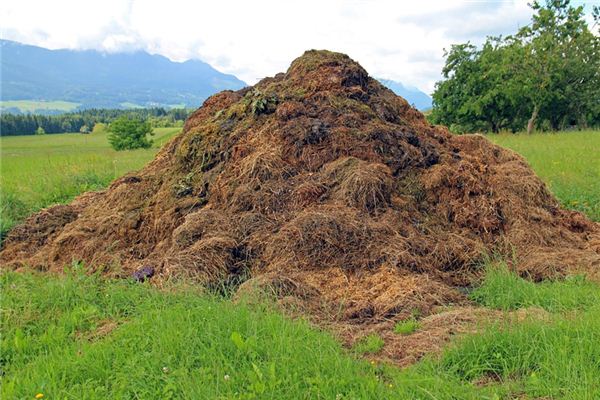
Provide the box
[578,113,588,130]
[491,122,499,134]
[526,104,539,134]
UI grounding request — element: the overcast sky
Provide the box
[0,0,595,94]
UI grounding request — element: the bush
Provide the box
[35,127,45,135]
[107,116,153,151]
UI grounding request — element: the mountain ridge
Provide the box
[0,39,246,110]
[377,78,432,110]
[1,40,432,112]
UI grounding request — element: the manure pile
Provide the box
[2,50,599,364]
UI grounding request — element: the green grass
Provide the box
[3,266,599,399]
[440,311,600,398]
[394,318,420,335]
[1,269,505,400]
[487,131,600,221]
[0,100,81,113]
[353,334,385,354]
[440,264,600,398]
[470,262,600,312]
[0,128,180,238]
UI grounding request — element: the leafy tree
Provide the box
[517,0,599,133]
[35,126,45,135]
[79,125,90,134]
[430,40,525,133]
[431,0,599,133]
[107,116,154,151]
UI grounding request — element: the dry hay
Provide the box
[2,50,599,366]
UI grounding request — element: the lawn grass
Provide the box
[487,130,600,221]
[470,262,600,312]
[0,128,180,238]
[440,311,600,398]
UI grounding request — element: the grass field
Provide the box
[2,263,599,399]
[1,130,599,399]
[0,128,180,237]
[0,100,81,113]
[487,131,600,221]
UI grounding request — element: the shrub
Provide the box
[107,116,153,151]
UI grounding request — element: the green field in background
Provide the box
[0,100,81,113]
[487,131,600,221]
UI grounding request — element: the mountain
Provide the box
[0,40,432,113]
[377,79,432,111]
[0,40,246,111]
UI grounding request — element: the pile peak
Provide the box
[2,50,598,365]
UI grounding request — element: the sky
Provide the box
[0,0,596,94]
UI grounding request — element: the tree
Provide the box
[517,0,599,133]
[35,126,46,135]
[79,125,90,134]
[430,40,525,133]
[431,0,599,133]
[107,116,154,150]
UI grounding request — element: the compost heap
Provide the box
[2,50,599,364]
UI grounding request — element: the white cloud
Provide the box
[3,0,591,94]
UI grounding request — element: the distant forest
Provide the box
[0,108,191,136]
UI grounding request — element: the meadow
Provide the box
[2,262,599,399]
[1,130,600,399]
[488,131,600,221]
[0,100,81,113]
[0,128,180,237]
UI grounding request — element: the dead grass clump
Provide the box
[234,144,290,184]
[275,100,306,120]
[4,205,79,246]
[323,157,393,212]
[421,160,505,236]
[165,235,240,283]
[291,181,328,207]
[516,247,600,281]
[172,209,231,249]
[264,207,389,272]
[405,233,486,284]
